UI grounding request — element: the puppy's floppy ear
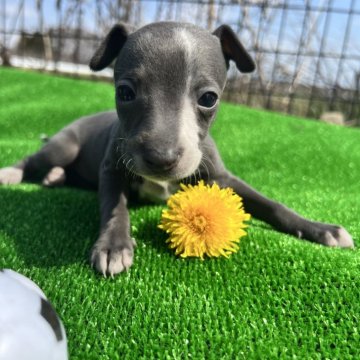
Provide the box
[89,23,134,71]
[213,25,255,73]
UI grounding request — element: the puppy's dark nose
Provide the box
[143,148,182,171]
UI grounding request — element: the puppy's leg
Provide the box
[214,173,354,248]
[0,167,24,185]
[91,170,135,277]
[0,130,79,186]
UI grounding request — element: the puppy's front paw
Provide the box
[300,222,354,248]
[318,226,354,248]
[0,167,23,185]
[91,235,136,277]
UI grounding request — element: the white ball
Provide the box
[0,269,68,360]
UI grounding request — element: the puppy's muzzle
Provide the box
[142,147,183,172]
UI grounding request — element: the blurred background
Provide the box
[1,0,359,126]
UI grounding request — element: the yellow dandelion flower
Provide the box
[158,180,251,259]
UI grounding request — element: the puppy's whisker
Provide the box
[130,165,138,180]
[181,175,188,185]
[116,152,128,170]
[124,158,137,179]
[117,153,127,162]
[195,169,201,183]
[192,170,197,185]
[125,158,133,170]
[122,155,129,165]
[200,160,210,182]
[197,168,202,182]
[202,154,216,172]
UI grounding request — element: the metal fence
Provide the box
[1,0,360,125]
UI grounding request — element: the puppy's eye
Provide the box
[117,85,136,102]
[198,92,218,108]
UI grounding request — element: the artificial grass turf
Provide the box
[0,67,360,359]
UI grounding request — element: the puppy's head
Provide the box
[90,22,254,181]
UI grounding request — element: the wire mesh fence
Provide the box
[1,0,359,125]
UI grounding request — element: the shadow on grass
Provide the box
[129,203,175,256]
[0,186,99,268]
[0,186,174,270]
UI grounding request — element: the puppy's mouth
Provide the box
[135,162,185,181]
[130,153,201,181]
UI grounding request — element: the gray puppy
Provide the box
[0,22,353,276]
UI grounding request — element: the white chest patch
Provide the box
[138,179,180,203]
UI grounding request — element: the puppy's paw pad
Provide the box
[91,245,134,277]
[318,227,354,248]
[108,252,125,276]
[0,167,23,185]
[108,248,134,276]
[42,167,66,187]
[120,248,134,270]
[334,227,354,248]
[91,249,109,277]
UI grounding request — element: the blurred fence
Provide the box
[1,0,360,125]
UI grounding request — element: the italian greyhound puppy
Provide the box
[0,22,354,276]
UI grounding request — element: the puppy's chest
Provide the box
[134,179,180,203]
